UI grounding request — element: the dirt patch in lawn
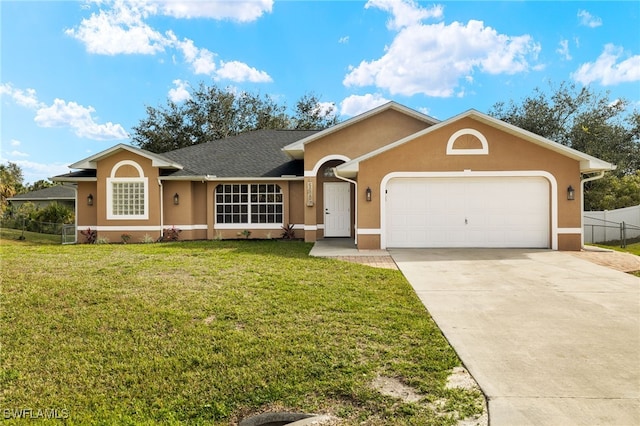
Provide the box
[372,367,488,426]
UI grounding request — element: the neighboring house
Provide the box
[53,102,615,250]
[7,185,75,210]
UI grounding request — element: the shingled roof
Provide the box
[161,129,319,178]
[8,185,75,201]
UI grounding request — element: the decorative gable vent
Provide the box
[446,128,488,155]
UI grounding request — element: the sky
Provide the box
[1,0,639,184]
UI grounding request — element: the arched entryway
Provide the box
[304,157,355,242]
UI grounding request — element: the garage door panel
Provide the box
[386,177,550,248]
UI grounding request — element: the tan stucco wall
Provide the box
[163,181,192,227]
[76,181,97,242]
[288,181,304,225]
[95,151,161,228]
[304,109,431,172]
[355,118,583,250]
[302,109,432,241]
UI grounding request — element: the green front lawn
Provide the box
[0,237,482,425]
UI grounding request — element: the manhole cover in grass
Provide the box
[239,412,312,426]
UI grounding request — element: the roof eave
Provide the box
[333,109,617,177]
[335,162,359,179]
[51,176,97,183]
[69,144,183,170]
[580,160,617,173]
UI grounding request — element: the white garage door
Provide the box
[386,177,550,248]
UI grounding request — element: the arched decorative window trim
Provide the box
[446,128,489,155]
[107,160,148,220]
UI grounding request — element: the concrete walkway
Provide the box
[309,239,398,269]
[391,249,640,426]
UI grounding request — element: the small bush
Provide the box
[140,234,155,244]
[80,227,97,244]
[160,226,181,242]
[281,224,296,239]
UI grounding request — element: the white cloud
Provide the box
[3,84,129,141]
[168,79,191,102]
[0,84,44,109]
[578,10,602,28]
[65,0,168,55]
[340,93,390,117]
[11,139,21,147]
[339,36,349,44]
[572,44,640,86]
[2,159,70,184]
[344,15,541,97]
[35,99,129,140]
[557,39,572,61]
[175,38,217,75]
[7,150,29,157]
[316,101,337,118]
[344,1,540,98]
[215,61,273,83]
[66,1,273,83]
[365,0,443,30]
[157,0,273,22]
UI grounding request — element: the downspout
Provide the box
[333,168,358,245]
[158,178,164,240]
[580,171,606,248]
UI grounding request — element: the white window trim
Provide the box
[446,128,489,155]
[106,160,149,220]
[214,183,284,227]
[107,177,149,220]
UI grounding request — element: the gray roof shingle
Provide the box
[161,129,318,178]
[9,185,75,200]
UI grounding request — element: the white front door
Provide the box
[324,182,351,237]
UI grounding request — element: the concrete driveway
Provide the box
[390,249,640,426]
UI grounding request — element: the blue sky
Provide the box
[1,0,639,184]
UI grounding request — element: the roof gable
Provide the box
[282,102,439,159]
[336,109,616,178]
[69,143,183,170]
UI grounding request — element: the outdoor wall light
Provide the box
[173,193,180,205]
[87,194,94,206]
[365,187,372,202]
[567,185,575,201]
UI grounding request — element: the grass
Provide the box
[0,233,483,425]
[0,227,62,245]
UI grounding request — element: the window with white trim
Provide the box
[215,184,283,225]
[107,178,149,220]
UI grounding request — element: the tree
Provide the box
[33,202,74,224]
[489,82,640,209]
[489,82,639,176]
[132,84,338,153]
[292,93,338,129]
[0,162,25,214]
[584,172,640,211]
[27,179,54,192]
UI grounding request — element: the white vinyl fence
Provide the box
[583,204,640,244]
